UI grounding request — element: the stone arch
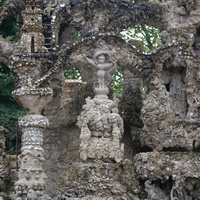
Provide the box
[42,34,153,168]
[43,0,162,51]
[35,34,147,86]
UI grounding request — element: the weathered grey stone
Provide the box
[55,160,139,200]
[0,127,10,192]
[0,0,199,199]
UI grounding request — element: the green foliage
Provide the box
[0,13,22,154]
[0,16,20,41]
[64,67,82,80]
[121,23,162,52]
[0,65,14,100]
[0,0,6,7]
[121,23,162,100]
[0,63,26,154]
[111,67,124,97]
[72,32,83,41]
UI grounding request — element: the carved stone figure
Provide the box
[86,51,116,87]
[144,180,168,200]
[77,52,123,162]
[85,51,116,98]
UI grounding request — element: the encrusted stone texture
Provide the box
[13,115,49,200]
[77,97,124,163]
[55,160,139,200]
[134,152,200,200]
[0,127,10,192]
[0,0,200,199]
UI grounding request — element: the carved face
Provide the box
[98,55,106,63]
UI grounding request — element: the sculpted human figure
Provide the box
[85,51,116,89]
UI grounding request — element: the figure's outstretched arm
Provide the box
[85,57,97,68]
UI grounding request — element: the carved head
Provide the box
[97,54,106,63]
[94,51,111,64]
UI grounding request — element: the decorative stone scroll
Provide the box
[77,51,124,163]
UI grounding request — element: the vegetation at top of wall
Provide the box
[111,67,124,97]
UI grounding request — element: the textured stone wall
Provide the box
[1,0,199,199]
[41,0,200,198]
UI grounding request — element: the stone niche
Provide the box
[140,61,200,152]
[161,66,187,118]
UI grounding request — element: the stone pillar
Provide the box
[11,88,52,199]
[14,115,48,199]
[8,0,53,198]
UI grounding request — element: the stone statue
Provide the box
[85,51,116,90]
[77,50,124,162]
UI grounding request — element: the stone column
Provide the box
[14,115,48,199]
[12,88,52,199]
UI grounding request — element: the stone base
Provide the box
[55,160,139,200]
